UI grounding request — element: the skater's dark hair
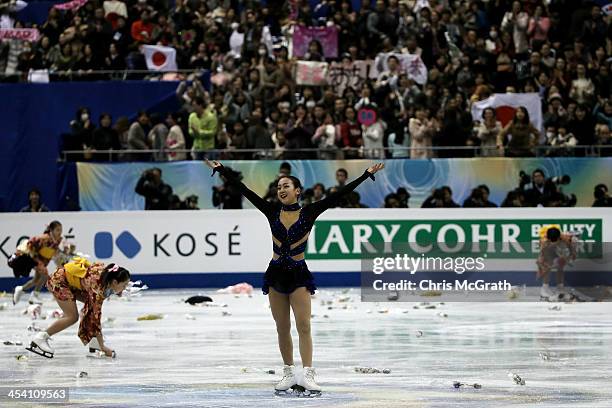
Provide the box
[278,176,303,196]
[44,221,62,234]
[101,263,131,288]
[546,227,561,242]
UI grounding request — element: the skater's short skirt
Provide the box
[263,257,316,295]
[46,268,81,302]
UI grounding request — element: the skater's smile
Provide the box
[277,177,301,205]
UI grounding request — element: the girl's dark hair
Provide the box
[393,129,405,145]
[482,107,496,119]
[546,227,561,242]
[75,107,89,120]
[99,112,112,123]
[278,176,303,195]
[100,263,131,288]
[513,106,530,125]
[44,221,62,234]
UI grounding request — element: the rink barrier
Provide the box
[0,208,610,290]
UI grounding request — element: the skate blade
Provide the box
[25,343,53,358]
[274,385,302,397]
[274,385,321,398]
[87,350,116,359]
[300,390,322,398]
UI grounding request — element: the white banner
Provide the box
[1,208,610,278]
[295,60,328,86]
[328,60,374,94]
[372,53,428,85]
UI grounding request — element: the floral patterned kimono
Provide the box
[22,233,61,276]
[536,226,577,278]
[47,259,107,344]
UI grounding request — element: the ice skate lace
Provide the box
[281,370,293,382]
[304,369,316,382]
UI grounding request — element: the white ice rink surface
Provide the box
[1,288,612,408]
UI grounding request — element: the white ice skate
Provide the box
[299,367,322,397]
[86,338,116,358]
[26,332,54,358]
[28,292,43,305]
[13,286,24,305]
[274,365,298,396]
[540,285,555,301]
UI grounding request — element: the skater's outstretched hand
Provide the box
[367,163,385,175]
[204,158,223,170]
[101,345,114,357]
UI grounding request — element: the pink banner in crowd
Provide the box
[0,28,40,42]
[53,0,88,11]
[292,25,338,59]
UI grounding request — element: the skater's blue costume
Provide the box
[213,165,374,294]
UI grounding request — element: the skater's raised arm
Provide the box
[206,159,274,217]
[309,163,385,216]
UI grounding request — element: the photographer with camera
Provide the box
[463,185,497,207]
[212,167,243,209]
[520,169,553,207]
[185,195,200,210]
[592,184,612,207]
[519,168,576,207]
[421,186,460,208]
[135,168,174,210]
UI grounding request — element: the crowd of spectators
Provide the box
[1,0,610,159]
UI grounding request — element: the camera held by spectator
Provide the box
[592,184,612,207]
[135,168,174,210]
[185,195,199,210]
[421,186,459,208]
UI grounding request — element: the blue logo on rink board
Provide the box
[116,231,141,258]
[94,231,141,259]
[94,232,113,258]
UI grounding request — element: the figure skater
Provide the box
[206,159,385,395]
[27,258,130,358]
[11,221,63,305]
[537,225,578,300]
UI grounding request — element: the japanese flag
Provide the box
[471,93,543,130]
[142,45,177,72]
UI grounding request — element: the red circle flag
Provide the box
[495,106,517,127]
[152,51,167,67]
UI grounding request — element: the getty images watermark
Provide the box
[360,242,612,302]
